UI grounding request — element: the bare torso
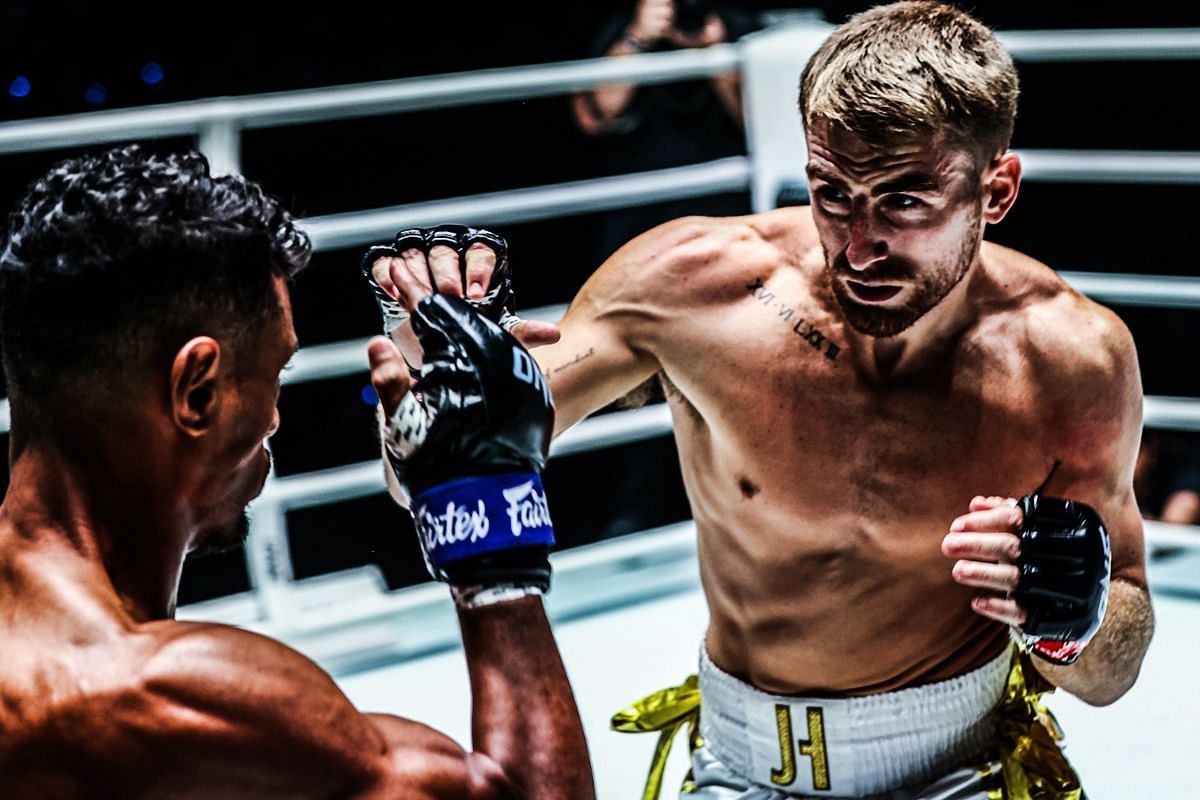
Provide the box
[544,206,1131,695]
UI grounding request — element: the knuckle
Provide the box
[466,248,496,270]
[404,256,428,274]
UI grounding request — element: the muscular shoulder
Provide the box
[133,621,353,720]
[76,622,506,799]
[591,206,820,308]
[996,247,1137,393]
[980,244,1142,451]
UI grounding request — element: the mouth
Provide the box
[846,280,903,303]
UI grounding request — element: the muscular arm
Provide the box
[1033,570,1153,706]
[1028,304,1153,705]
[458,596,593,798]
[533,227,684,434]
[535,297,658,436]
[536,215,778,434]
[947,298,1153,705]
[137,611,592,799]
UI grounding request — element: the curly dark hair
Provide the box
[0,144,309,432]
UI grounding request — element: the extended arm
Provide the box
[944,302,1152,705]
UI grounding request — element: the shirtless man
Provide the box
[368,3,1152,797]
[0,146,594,799]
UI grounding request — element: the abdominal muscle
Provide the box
[697,520,1012,697]
[673,406,1019,697]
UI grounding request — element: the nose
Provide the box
[844,206,888,271]
[267,407,281,439]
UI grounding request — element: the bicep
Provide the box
[536,300,658,434]
[1041,330,1147,586]
[1043,429,1147,588]
[536,216,729,433]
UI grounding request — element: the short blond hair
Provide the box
[799,1,1019,162]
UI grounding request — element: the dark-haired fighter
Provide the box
[370,4,1152,798]
[0,145,594,799]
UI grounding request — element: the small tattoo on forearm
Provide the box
[551,347,595,374]
[746,277,840,362]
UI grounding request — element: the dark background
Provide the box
[1,2,1197,603]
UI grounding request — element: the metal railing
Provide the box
[2,26,1197,158]
[302,158,755,251]
[2,20,1200,634]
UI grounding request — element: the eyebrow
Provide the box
[806,165,940,196]
[873,172,940,195]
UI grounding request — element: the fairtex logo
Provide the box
[418,499,490,551]
[503,481,552,536]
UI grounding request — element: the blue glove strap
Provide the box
[413,472,555,566]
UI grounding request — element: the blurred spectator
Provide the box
[571,0,763,257]
[1135,430,1200,525]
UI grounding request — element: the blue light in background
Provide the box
[8,75,31,98]
[361,384,379,406]
[140,62,164,85]
[84,82,108,105]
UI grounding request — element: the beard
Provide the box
[827,208,982,338]
[190,449,271,556]
[190,510,252,557]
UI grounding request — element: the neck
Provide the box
[0,439,190,622]
[842,254,987,383]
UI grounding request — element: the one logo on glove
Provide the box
[417,499,491,550]
[503,480,552,536]
[414,472,556,567]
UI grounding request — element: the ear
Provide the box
[170,337,222,437]
[981,151,1021,224]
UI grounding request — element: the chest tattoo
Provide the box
[746,277,841,362]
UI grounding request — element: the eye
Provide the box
[885,194,923,210]
[815,185,850,212]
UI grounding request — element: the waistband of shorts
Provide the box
[697,646,1012,797]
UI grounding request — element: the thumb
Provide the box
[510,319,562,349]
[367,336,412,417]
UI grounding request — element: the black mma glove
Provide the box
[361,224,517,340]
[1014,494,1111,665]
[379,293,556,607]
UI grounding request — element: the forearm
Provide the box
[1031,578,1154,705]
[459,596,595,799]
